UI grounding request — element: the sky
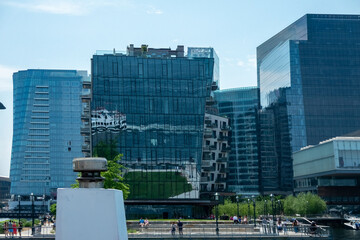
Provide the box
[1,0,360,177]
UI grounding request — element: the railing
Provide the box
[127,223,331,239]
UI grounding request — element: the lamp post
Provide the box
[236,195,239,219]
[30,193,35,235]
[247,198,250,223]
[42,194,46,215]
[252,195,256,227]
[270,194,274,222]
[277,200,281,217]
[18,195,21,223]
[215,192,219,236]
[264,200,267,216]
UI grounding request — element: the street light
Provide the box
[214,192,220,236]
[42,194,46,215]
[30,193,35,235]
[236,195,239,219]
[277,200,281,216]
[264,200,267,216]
[270,194,274,222]
[247,198,250,223]
[252,195,256,227]
[18,195,21,224]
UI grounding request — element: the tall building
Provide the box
[91,45,218,218]
[10,69,89,198]
[0,176,10,206]
[214,87,260,196]
[0,102,5,110]
[257,14,360,194]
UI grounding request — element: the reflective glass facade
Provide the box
[214,87,260,196]
[10,69,88,197]
[91,46,215,200]
[257,14,360,194]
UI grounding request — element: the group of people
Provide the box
[231,215,248,224]
[138,218,150,227]
[171,220,183,236]
[2,220,23,238]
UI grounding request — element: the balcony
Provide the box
[219,168,228,174]
[216,177,227,183]
[201,177,210,182]
[202,166,215,172]
[216,157,228,163]
[218,135,228,141]
[205,97,215,106]
[209,145,217,150]
[205,123,217,128]
[80,126,90,134]
[202,154,212,161]
[211,82,218,91]
[221,125,231,131]
[82,144,90,151]
[203,130,212,138]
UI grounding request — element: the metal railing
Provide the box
[127,223,331,239]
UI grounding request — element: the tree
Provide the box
[50,203,56,216]
[284,192,326,216]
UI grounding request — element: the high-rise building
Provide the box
[0,102,5,110]
[91,45,218,218]
[214,87,260,196]
[10,69,89,198]
[257,14,360,194]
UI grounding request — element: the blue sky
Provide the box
[1,0,360,176]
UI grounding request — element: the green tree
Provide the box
[284,192,326,216]
[50,203,56,216]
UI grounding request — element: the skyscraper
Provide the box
[91,45,218,217]
[257,14,360,194]
[214,87,260,196]
[10,69,89,198]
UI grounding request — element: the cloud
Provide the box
[4,0,87,15]
[146,6,163,15]
[237,61,244,67]
[0,65,17,92]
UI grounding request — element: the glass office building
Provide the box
[10,69,88,198]
[91,45,216,201]
[214,87,260,196]
[257,14,360,194]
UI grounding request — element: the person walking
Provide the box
[12,221,17,236]
[3,221,8,238]
[8,220,13,237]
[171,222,176,236]
[177,219,183,236]
[18,221,23,237]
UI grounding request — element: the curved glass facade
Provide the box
[91,47,215,200]
[214,87,260,196]
[10,69,87,197]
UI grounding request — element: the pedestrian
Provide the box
[177,219,183,235]
[3,221,8,238]
[13,221,17,236]
[239,216,242,224]
[8,220,13,237]
[171,222,176,236]
[277,219,283,233]
[18,221,23,237]
[243,215,248,224]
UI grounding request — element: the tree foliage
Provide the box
[50,203,56,216]
[283,192,327,215]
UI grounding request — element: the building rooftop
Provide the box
[298,136,360,151]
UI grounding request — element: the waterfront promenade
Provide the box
[0,221,332,239]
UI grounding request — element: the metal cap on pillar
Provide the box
[73,157,107,188]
